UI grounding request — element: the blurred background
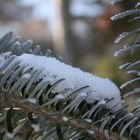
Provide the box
[0,0,139,95]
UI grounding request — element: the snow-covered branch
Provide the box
[0,52,122,111]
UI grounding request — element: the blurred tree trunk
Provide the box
[61,0,72,62]
[51,0,76,63]
[62,0,78,63]
[50,0,67,60]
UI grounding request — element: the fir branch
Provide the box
[0,91,127,140]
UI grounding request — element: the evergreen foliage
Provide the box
[0,0,140,140]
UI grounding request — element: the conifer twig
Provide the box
[0,91,128,140]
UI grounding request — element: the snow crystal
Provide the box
[6,132,14,139]
[62,116,68,122]
[84,119,92,123]
[98,99,106,105]
[9,53,122,110]
[22,73,31,79]
[20,98,37,104]
[55,94,64,100]
[79,92,87,97]
[129,113,133,116]
[86,130,95,135]
[31,124,40,132]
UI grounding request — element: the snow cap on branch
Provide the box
[5,53,122,110]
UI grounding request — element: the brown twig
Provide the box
[1,91,129,140]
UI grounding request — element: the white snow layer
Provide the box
[11,53,122,110]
